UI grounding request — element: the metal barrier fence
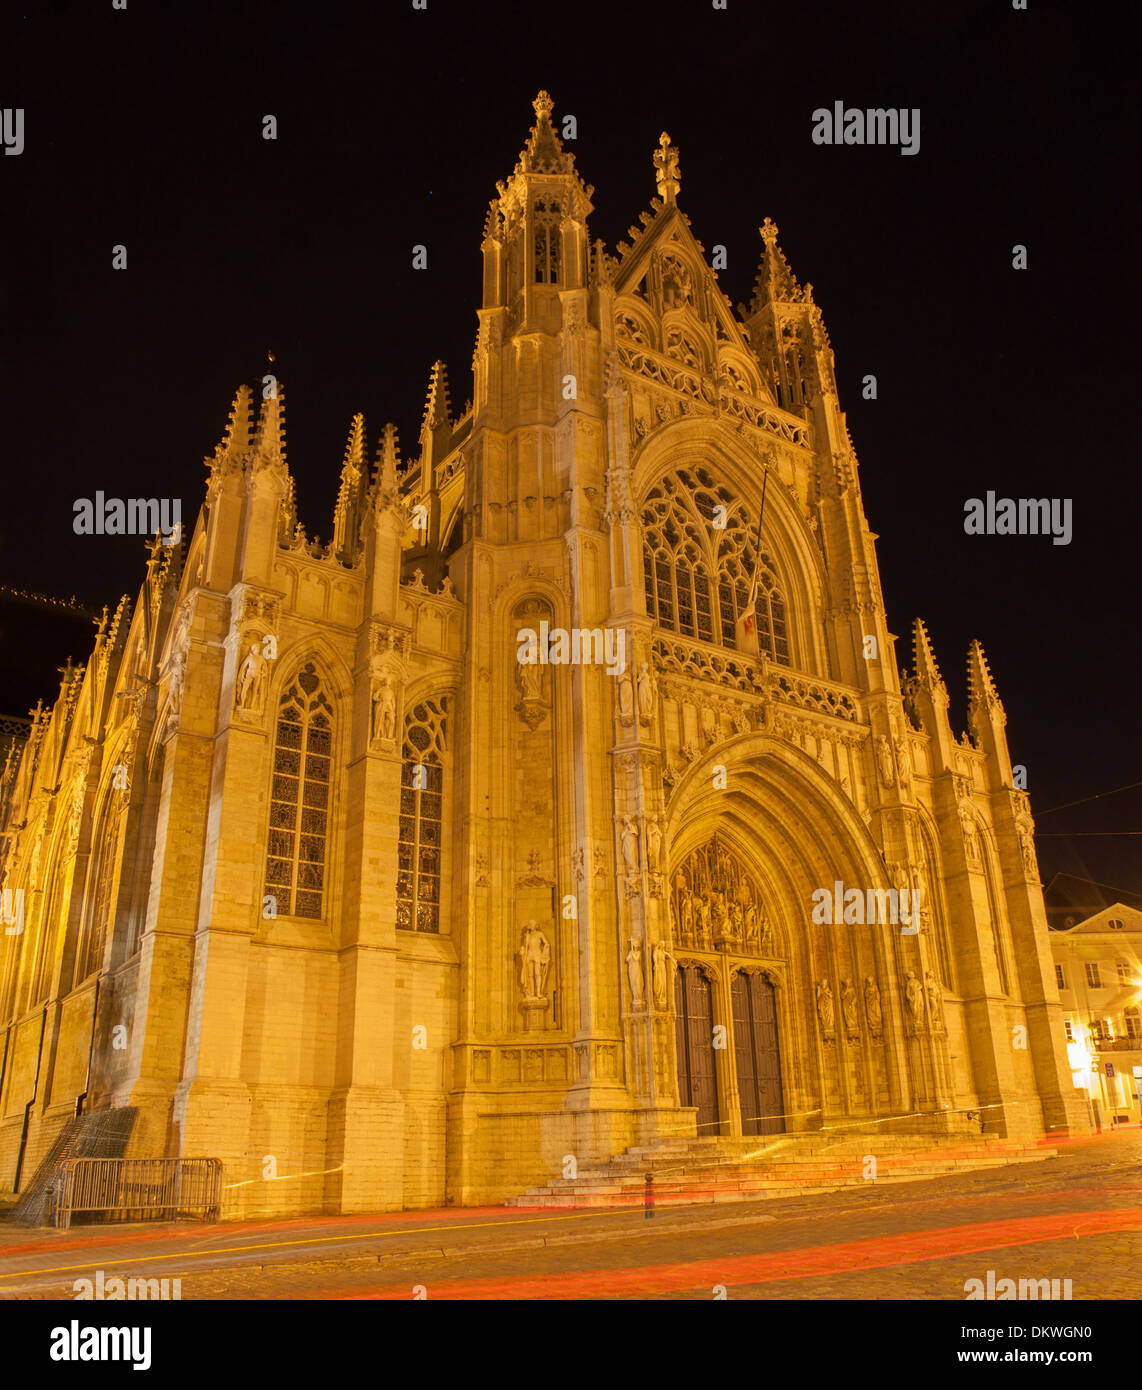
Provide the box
[52,1157,223,1230]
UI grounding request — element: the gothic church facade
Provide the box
[0,94,1085,1216]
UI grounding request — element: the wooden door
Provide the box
[732,971,785,1136]
[675,966,719,1137]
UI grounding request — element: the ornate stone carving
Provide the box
[864,977,883,1038]
[840,978,860,1040]
[652,940,673,1011]
[903,970,925,1035]
[925,970,944,1033]
[626,937,645,1009]
[636,660,656,725]
[515,659,548,731]
[816,978,836,1041]
[670,834,765,955]
[235,640,269,715]
[369,668,398,749]
[518,921,552,1002]
[474,852,489,888]
[876,735,896,788]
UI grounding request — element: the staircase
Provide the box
[9,1108,137,1226]
[505,1130,1057,1210]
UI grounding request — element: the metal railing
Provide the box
[52,1157,223,1230]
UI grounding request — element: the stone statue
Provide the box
[626,938,645,1007]
[816,978,836,1040]
[904,970,924,1032]
[698,897,713,946]
[681,890,695,941]
[876,735,896,788]
[236,641,267,711]
[959,805,980,862]
[645,816,662,873]
[652,940,671,1010]
[372,674,396,743]
[618,673,635,726]
[636,661,656,724]
[894,734,910,782]
[1018,825,1037,875]
[517,660,542,703]
[840,978,859,1037]
[925,970,944,1032]
[745,902,760,945]
[864,976,882,1036]
[518,921,551,1002]
[620,815,640,874]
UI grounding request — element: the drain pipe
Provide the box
[12,1004,47,1192]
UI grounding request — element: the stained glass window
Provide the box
[264,664,332,919]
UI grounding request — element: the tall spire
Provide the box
[911,618,945,692]
[208,384,253,469]
[332,412,369,564]
[422,360,452,435]
[750,218,803,311]
[376,422,401,500]
[966,639,1005,733]
[252,380,287,471]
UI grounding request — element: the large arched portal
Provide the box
[663,732,934,1139]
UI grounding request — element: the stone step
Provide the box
[504,1145,1057,1208]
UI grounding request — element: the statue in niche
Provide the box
[236,640,267,711]
[816,978,836,1041]
[925,970,944,1033]
[904,971,925,1033]
[959,805,980,863]
[876,735,896,788]
[617,672,635,727]
[744,901,760,947]
[620,815,640,875]
[681,889,695,942]
[645,816,662,873]
[517,921,552,1002]
[517,660,543,703]
[652,940,672,1010]
[626,938,645,1008]
[840,978,860,1039]
[895,734,911,782]
[371,673,396,744]
[698,896,713,947]
[730,900,744,941]
[864,976,883,1037]
[636,662,656,724]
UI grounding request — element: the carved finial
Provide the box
[533,90,554,122]
[760,217,779,246]
[654,131,680,205]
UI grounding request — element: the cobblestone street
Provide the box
[1,1130,1139,1301]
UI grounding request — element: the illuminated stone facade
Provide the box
[0,94,1085,1217]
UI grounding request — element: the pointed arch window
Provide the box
[398,696,450,934]
[533,202,561,285]
[75,805,122,985]
[640,466,791,666]
[641,495,714,643]
[264,664,333,920]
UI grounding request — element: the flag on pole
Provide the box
[735,462,769,659]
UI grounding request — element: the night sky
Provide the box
[0,1,1136,889]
